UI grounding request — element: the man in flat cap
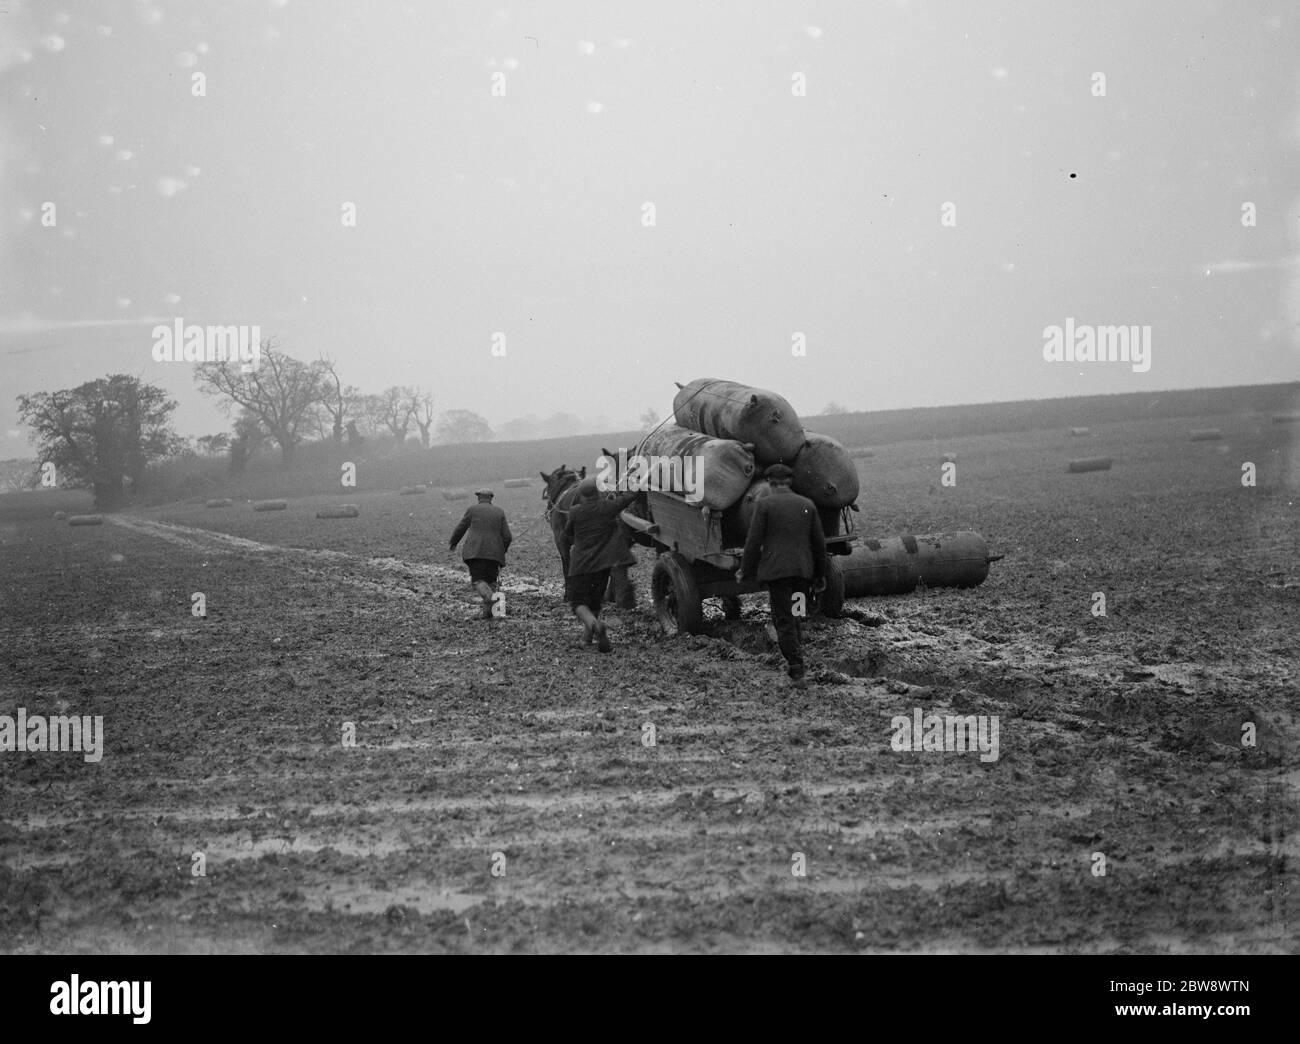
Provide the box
[741,463,828,687]
[562,482,641,651]
[449,489,512,619]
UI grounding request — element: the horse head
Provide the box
[540,464,585,508]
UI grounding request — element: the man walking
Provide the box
[741,464,828,687]
[563,484,641,652]
[449,489,512,619]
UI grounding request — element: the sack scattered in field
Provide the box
[1067,457,1113,473]
[673,378,805,465]
[1068,427,1092,436]
[1189,428,1222,441]
[442,489,470,500]
[205,498,234,508]
[68,515,104,526]
[52,510,68,520]
[848,447,875,458]
[399,485,428,495]
[504,478,531,488]
[252,499,288,511]
[317,505,360,519]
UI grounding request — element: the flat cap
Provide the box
[474,488,494,498]
[764,463,795,481]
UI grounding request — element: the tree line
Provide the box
[195,340,492,465]
[14,339,494,510]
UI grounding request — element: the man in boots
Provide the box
[741,464,828,687]
[563,484,641,651]
[449,489,512,619]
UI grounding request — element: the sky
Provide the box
[2,0,1299,456]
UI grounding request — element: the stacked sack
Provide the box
[668,378,860,543]
[635,423,757,510]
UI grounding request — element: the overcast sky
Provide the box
[2,0,1299,455]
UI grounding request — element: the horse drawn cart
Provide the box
[621,489,855,635]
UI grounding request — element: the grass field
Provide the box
[1,386,1297,953]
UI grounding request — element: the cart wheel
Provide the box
[814,556,845,618]
[652,553,704,635]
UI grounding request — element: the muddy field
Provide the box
[1,409,1297,953]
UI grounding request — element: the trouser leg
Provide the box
[472,579,496,618]
[608,564,637,609]
[573,604,597,643]
[768,579,808,676]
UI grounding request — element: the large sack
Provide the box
[673,379,805,465]
[792,432,859,508]
[720,477,774,546]
[722,474,852,547]
[632,424,755,509]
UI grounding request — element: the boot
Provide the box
[473,581,495,619]
[575,606,597,646]
[595,619,612,653]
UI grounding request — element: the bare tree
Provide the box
[412,390,436,447]
[194,340,327,464]
[345,419,367,451]
[640,407,660,431]
[373,385,418,444]
[317,355,363,445]
[821,401,849,415]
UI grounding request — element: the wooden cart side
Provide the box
[625,489,853,632]
[623,490,733,567]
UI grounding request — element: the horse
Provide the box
[540,464,587,578]
[541,461,638,609]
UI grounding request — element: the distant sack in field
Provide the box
[673,378,805,466]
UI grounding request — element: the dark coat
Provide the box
[563,492,639,575]
[741,485,827,582]
[449,502,512,563]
